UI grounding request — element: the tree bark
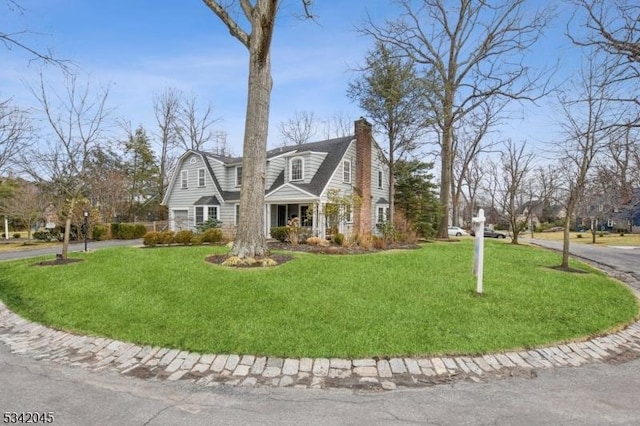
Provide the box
[229,8,275,259]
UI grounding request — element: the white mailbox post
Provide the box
[472,209,485,295]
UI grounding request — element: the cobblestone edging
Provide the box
[1,301,640,391]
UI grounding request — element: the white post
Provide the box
[3,216,8,240]
[472,209,486,295]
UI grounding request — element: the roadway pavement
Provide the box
[0,239,143,261]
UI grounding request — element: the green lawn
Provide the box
[0,241,637,358]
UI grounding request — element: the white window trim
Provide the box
[344,204,353,224]
[343,160,352,184]
[181,170,188,189]
[378,170,383,189]
[235,166,242,187]
[195,205,220,225]
[289,157,304,182]
[198,168,206,187]
[377,205,389,223]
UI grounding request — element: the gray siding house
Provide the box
[161,119,390,239]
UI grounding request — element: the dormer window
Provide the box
[290,157,303,181]
[343,160,352,184]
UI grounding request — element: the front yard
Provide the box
[0,241,637,358]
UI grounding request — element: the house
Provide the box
[161,119,390,239]
[612,188,640,232]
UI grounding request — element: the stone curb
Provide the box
[1,301,639,391]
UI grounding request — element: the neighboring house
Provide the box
[161,119,390,239]
[612,187,640,232]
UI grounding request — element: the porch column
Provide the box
[317,203,325,239]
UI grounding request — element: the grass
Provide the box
[531,231,640,246]
[0,241,637,358]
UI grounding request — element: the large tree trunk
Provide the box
[229,43,272,258]
[436,121,453,239]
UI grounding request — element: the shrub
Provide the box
[200,228,223,244]
[372,236,386,249]
[92,224,108,241]
[306,236,324,246]
[359,233,373,250]
[576,234,583,238]
[110,223,120,238]
[270,226,288,242]
[333,233,344,246]
[160,230,175,245]
[143,231,162,247]
[195,218,222,233]
[13,233,21,239]
[174,230,194,245]
[619,232,625,237]
[111,223,147,239]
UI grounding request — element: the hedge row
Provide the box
[143,228,224,247]
[111,223,147,239]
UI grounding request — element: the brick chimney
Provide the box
[354,118,372,237]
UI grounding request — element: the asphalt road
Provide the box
[2,342,640,426]
[0,239,143,261]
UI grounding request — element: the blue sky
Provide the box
[1,0,581,157]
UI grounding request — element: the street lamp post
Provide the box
[83,210,89,252]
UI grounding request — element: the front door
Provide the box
[277,205,287,227]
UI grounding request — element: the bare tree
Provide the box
[570,0,639,65]
[175,95,219,151]
[279,110,317,146]
[451,102,502,227]
[570,0,639,126]
[202,0,312,259]
[0,178,46,243]
[0,97,31,176]
[1,0,69,68]
[27,73,112,259]
[153,87,181,211]
[320,112,354,139]
[362,0,554,239]
[494,139,537,244]
[460,156,485,227]
[555,52,626,268]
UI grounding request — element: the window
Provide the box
[196,206,218,225]
[198,168,205,187]
[236,166,242,186]
[195,206,204,224]
[208,206,218,221]
[377,206,389,223]
[235,204,241,225]
[343,160,351,183]
[345,204,353,223]
[378,170,383,188]
[181,170,188,189]
[290,157,303,181]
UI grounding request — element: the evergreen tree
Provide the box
[123,126,159,221]
[394,160,440,238]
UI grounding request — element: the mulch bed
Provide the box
[34,258,83,267]
[205,241,421,268]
